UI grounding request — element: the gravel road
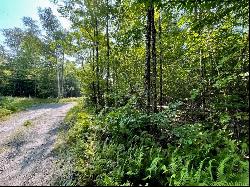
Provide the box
[0,102,76,186]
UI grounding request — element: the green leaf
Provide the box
[219,113,231,124]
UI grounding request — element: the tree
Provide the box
[144,1,152,113]
[38,7,64,98]
[105,0,111,107]
[158,8,163,109]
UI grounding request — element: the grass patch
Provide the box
[23,120,32,127]
[0,108,12,119]
[58,97,82,103]
[0,96,82,120]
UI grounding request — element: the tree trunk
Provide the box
[114,57,119,107]
[106,0,110,107]
[95,17,100,108]
[92,46,97,106]
[195,2,205,111]
[151,6,157,113]
[144,3,152,113]
[56,51,61,98]
[61,50,64,98]
[158,9,163,110]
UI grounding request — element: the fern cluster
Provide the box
[56,101,249,186]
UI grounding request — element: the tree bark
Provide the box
[151,6,157,113]
[144,2,152,113]
[56,50,61,98]
[158,9,163,110]
[61,50,64,98]
[95,17,100,108]
[195,2,205,111]
[106,0,110,107]
[92,46,97,106]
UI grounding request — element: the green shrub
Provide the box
[167,125,249,186]
[0,108,12,118]
[57,99,249,186]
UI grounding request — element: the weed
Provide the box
[23,120,32,127]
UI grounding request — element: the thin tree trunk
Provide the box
[61,51,64,98]
[106,0,110,107]
[158,9,163,110]
[114,57,119,107]
[144,3,152,113]
[56,51,61,98]
[95,17,100,107]
[32,53,37,97]
[92,46,97,106]
[57,64,60,98]
[195,2,205,111]
[151,6,157,113]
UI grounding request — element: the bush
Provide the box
[0,108,12,118]
[167,124,249,186]
[57,99,249,186]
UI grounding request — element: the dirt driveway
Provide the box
[0,102,75,186]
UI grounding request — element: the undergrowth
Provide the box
[55,98,249,186]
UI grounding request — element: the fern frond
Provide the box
[208,159,216,181]
[217,156,232,181]
[194,157,209,183]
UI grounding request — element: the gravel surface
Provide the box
[0,102,76,186]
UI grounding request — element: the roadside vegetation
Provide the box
[55,99,249,186]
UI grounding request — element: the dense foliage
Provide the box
[0,11,80,98]
[56,100,248,186]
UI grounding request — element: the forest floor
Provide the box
[0,102,76,186]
